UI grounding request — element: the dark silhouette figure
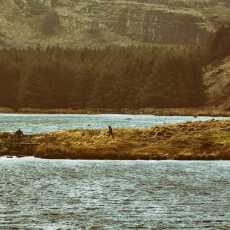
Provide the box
[15,129,24,138]
[108,126,114,138]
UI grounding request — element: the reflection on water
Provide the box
[0,159,230,229]
[0,113,228,134]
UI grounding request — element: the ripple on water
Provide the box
[0,113,228,134]
[0,160,230,229]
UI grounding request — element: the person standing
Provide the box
[108,126,114,138]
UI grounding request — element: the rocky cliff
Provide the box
[204,56,230,110]
[0,0,230,48]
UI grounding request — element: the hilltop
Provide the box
[0,0,230,48]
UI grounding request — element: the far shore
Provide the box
[0,107,230,117]
[1,120,230,160]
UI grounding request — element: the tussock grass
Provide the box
[1,120,230,160]
[28,120,230,160]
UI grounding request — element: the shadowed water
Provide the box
[0,113,228,134]
[0,159,230,229]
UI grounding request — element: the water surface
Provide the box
[0,113,227,134]
[0,159,230,229]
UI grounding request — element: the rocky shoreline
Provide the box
[0,120,230,160]
[0,107,230,117]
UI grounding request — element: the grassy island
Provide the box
[1,120,230,160]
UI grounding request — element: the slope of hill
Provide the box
[204,56,230,110]
[0,0,230,48]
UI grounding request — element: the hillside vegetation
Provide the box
[0,46,204,110]
[203,24,230,109]
[0,3,229,111]
[0,0,230,48]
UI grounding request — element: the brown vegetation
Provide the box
[1,120,230,160]
[1,0,230,48]
[0,46,205,110]
[1,25,230,112]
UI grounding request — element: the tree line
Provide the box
[0,45,206,110]
[1,23,229,110]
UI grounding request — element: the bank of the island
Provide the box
[1,119,230,160]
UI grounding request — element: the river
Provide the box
[0,113,228,134]
[1,114,230,229]
[0,159,230,229]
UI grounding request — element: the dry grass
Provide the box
[27,120,230,160]
[1,119,230,159]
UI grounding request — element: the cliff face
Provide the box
[0,0,230,48]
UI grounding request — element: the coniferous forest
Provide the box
[0,46,205,110]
